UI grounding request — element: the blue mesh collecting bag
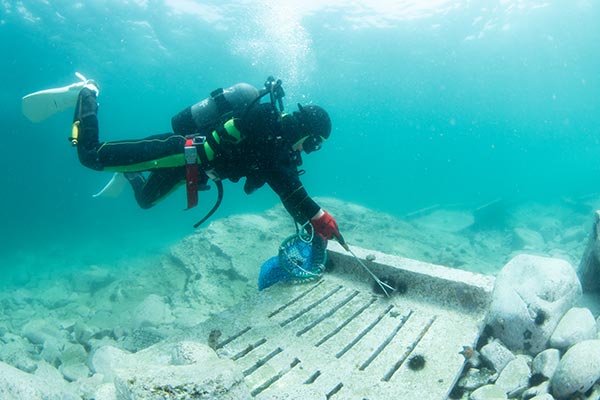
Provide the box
[258,234,327,290]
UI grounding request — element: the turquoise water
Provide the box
[1,1,599,267]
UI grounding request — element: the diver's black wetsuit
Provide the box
[73,88,320,223]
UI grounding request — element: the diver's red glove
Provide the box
[311,210,341,241]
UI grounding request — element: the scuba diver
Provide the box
[64,76,343,243]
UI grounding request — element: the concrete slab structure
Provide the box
[197,242,495,400]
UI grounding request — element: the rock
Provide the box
[486,254,581,354]
[59,362,90,382]
[0,360,45,400]
[114,363,251,400]
[90,345,132,379]
[119,327,165,352]
[33,360,74,394]
[105,341,252,400]
[0,360,79,400]
[512,228,545,250]
[0,334,38,373]
[539,221,561,243]
[73,373,106,400]
[87,335,123,355]
[522,381,551,399]
[581,383,600,400]
[132,294,174,329]
[71,265,115,293]
[517,353,533,366]
[39,285,77,309]
[530,394,554,400]
[578,210,600,292]
[550,339,600,398]
[21,319,62,345]
[457,367,495,390]
[562,226,584,244]
[470,384,508,400]
[171,341,212,365]
[494,357,530,397]
[172,305,209,329]
[532,348,561,379]
[61,342,88,365]
[72,321,95,346]
[94,383,117,400]
[40,337,63,367]
[113,326,127,340]
[549,307,597,349]
[91,341,251,399]
[13,355,38,374]
[479,339,515,373]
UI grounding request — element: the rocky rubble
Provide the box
[453,254,600,400]
[0,198,598,399]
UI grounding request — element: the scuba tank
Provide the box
[171,83,260,136]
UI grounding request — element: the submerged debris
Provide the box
[408,354,426,371]
[534,310,548,326]
[208,329,222,350]
[459,345,474,359]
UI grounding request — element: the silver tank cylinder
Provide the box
[171,83,260,136]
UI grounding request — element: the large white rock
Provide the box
[90,345,133,381]
[93,383,117,400]
[532,348,561,380]
[59,363,90,382]
[513,228,546,250]
[522,381,551,399]
[0,360,79,400]
[457,367,495,390]
[0,361,44,400]
[21,318,62,345]
[470,384,508,400]
[479,339,515,373]
[550,339,600,398]
[549,307,597,349]
[495,356,531,397]
[132,294,174,329]
[71,373,106,400]
[529,394,554,400]
[92,341,251,400]
[0,332,38,373]
[486,254,581,354]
